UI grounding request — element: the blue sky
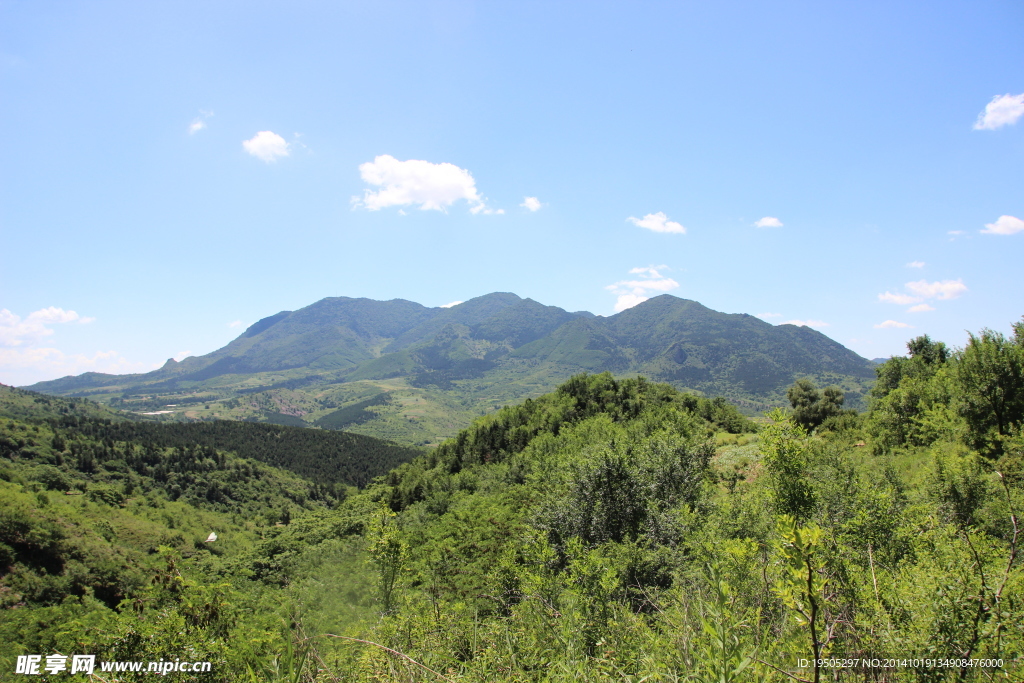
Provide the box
[1,0,1022,386]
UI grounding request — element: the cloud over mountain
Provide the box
[606,266,679,312]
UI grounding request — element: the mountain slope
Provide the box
[604,296,872,395]
[23,293,877,444]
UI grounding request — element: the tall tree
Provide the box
[787,379,845,431]
[866,334,953,452]
[954,320,1024,457]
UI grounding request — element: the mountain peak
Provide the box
[447,292,522,308]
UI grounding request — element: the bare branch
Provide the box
[994,471,1020,605]
[753,658,814,683]
[322,634,454,682]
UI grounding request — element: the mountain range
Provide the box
[25,293,877,445]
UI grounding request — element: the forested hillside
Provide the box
[0,400,329,637]
[3,320,1021,681]
[1,385,422,488]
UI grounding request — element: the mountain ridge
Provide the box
[23,293,876,445]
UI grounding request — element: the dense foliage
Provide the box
[3,317,1023,681]
[2,385,422,488]
[786,378,851,431]
[314,393,394,431]
[0,402,334,673]
[866,324,1024,466]
[55,417,422,489]
[313,367,1020,682]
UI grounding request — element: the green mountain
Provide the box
[24,293,876,445]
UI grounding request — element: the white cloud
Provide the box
[32,307,92,325]
[0,347,150,387]
[520,196,543,212]
[289,132,310,153]
[174,350,192,361]
[981,215,1024,235]
[905,279,967,300]
[610,278,679,292]
[188,110,213,135]
[353,155,498,214]
[628,265,668,278]
[874,320,913,329]
[0,307,94,347]
[906,261,925,268]
[781,319,829,328]
[611,294,649,312]
[0,306,156,385]
[606,266,680,312]
[973,93,1024,130]
[627,212,686,234]
[439,301,463,308]
[756,312,782,319]
[878,291,921,305]
[947,230,965,235]
[228,320,243,328]
[754,216,783,228]
[243,131,290,162]
[879,279,967,309]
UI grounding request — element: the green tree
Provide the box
[907,333,949,366]
[786,379,845,432]
[954,321,1024,457]
[866,334,953,452]
[367,504,406,615]
[761,408,815,520]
